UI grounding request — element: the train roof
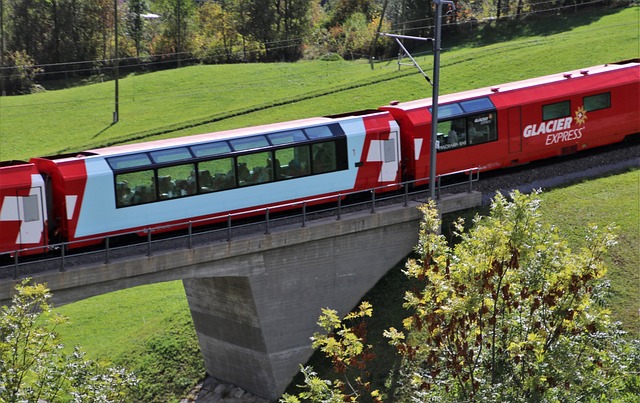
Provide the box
[382,60,639,112]
[33,110,392,165]
[31,110,396,169]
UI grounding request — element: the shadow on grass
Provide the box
[92,122,117,139]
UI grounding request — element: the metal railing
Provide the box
[1,168,479,278]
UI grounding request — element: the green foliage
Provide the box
[386,192,639,402]
[282,302,383,403]
[0,279,138,402]
[4,51,43,95]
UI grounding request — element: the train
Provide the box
[1,59,638,257]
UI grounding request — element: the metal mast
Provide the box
[380,0,455,200]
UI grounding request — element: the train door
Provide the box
[508,107,522,154]
[15,185,47,253]
[378,131,400,182]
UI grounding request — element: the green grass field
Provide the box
[2,5,638,401]
[0,6,637,160]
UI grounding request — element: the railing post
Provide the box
[302,201,307,228]
[60,244,66,272]
[105,236,110,264]
[188,221,193,249]
[468,169,474,193]
[403,182,409,207]
[437,176,442,199]
[147,229,152,257]
[371,190,376,213]
[13,251,18,279]
[265,208,270,235]
[227,214,232,242]
[337,195,342,221]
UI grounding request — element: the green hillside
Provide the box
[0,6,637,161]
[2,5,637,402]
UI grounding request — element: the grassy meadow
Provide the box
[1,4,638,401]
[0,6,638,160]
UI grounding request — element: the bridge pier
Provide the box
[182,204,424,401]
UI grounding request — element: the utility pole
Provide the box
[1,0,5,97]
[113,0,119,123]
[429,0,454,200]
[380,0,455,200]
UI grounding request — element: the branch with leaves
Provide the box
[0,279,138,402]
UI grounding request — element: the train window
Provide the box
[543,101,570,120]
[431,103,464,120]
[435,111,497,152]
[460,97,495,113]
[467,112,497,144]
[230,135,270,151]
[198,158,235,192]
[268,130,307,145]
[436,118,466,151]
[150,147,192,164]
[312,141,338,174]
[306,126,334,139]
[192,141,231,158]
[584,93,610,112]
[275,145,311,179]
[107,153,152,170]
[115,169,157,207]
[237,151,273,186]
[22,195,40,222]
[157,163,196,199]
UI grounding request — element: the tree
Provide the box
[285,192,639,402]
[4,50,42,94]
[0,279,138,402]
[281,302,382,403]
[126,0,149,57]
[155,0,196,64]
[385,192,639,401]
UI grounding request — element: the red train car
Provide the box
[382,60,639,184]
[0,161,49,256]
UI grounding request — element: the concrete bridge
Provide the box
[0,192,481,401]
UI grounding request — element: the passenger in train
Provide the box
[447,129,458,145]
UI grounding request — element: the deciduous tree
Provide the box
[386,192,639,401]
[285,192,639,402]
[0,279,138,402]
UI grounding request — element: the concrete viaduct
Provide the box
[0,192,481,401]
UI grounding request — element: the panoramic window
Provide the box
[107,153,152,170]
[275,145,311,179]
[543,101,571,121]
[115,169,157,207]
[312,141,337,174]
[150,147,192,164]
[237,151,273,186]
[198,158,235,192]
[584,92,610,112]
[268,130,307,145]
[191,141,231,158]
[157,163,196,200]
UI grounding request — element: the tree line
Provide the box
[0,0,623,94]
